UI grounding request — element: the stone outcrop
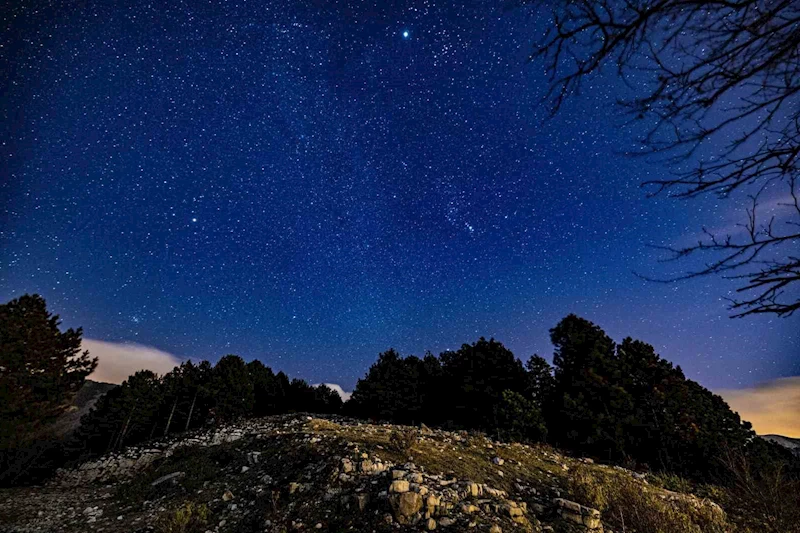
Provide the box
[554,498,602,530]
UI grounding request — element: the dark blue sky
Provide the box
[2,1,797,391]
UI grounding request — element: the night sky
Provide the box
[2,1,797,393]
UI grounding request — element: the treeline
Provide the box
[0,294,341,485]
[2,294,797,488]
[346,314,799,482]
[72,356,342,459]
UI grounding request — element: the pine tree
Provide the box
[0,294,97,437]
[548,315,632,460]
[210,355,254,422]
[525,354,555,410]
[0,294,97,483]
[439,338,527,431]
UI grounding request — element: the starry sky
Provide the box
[2,0,797,393]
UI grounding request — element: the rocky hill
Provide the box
[0,414,733,533]
[48,380,117,438]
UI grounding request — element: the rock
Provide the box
[466,482,482,498]
[554,498,602,530]
[355,493,369,511]
[150,471,184,487]
[241,465,249,473]
[341,458,354,473]
[483,486,506,499]
[392,469,407,479]
[489,525,502,533]
[222,490,234,502]
[390,492,423,521]
[390,480,410,493]
[461,503,479,514]
[439,517,455,527]
[289,482,302,494]
[426,517,437,530]
[492,457,504,466]
[409,472,424,484]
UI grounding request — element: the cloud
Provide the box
[83,338,182,384]
[315,383,352,402]
[719,377,800,438]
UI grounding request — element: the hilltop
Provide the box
[761,435,800,457]
[0,414,733,533]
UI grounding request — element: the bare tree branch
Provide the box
[528,0,800,316]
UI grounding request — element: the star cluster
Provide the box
[1,1,796,389]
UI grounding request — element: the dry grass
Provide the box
[387,428,418,454]
[306,419,747,532]
[155,501,210,533]
[567,465,730,533]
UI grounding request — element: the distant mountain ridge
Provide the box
[761,434,800,456]
[51,379,117,437]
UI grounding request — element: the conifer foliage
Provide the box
[1,294,794,489]
[348,314,782,482]
[71,355,343,463]
[0,294,97,483]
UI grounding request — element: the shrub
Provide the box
[387,428,418,454]
[155,501,210,533]
[567,464,607,510]
[494,390,547,443]
[719,446,800,533]
[649,472,694,494]
[567,465,730,533]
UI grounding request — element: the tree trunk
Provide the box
[185,390,198,432]
[164,397,178,437]
[116,409,135,450]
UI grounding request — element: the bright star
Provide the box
[191,217,197,223]
[402,30,409,39]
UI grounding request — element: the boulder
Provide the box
[554,498,602,530]
[390,492,423,523]
[390,480,410,493]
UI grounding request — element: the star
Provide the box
[402,30,410,39]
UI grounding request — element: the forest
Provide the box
[1,294,798,496]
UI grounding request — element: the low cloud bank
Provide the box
[316,383,352,402]
[719,376,800,438]
[84,339,181,384]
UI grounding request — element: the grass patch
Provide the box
[567,465,730,533]
[155,500,210,533]
[649,472,695,494]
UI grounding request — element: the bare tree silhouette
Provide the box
[529,0,800,316]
